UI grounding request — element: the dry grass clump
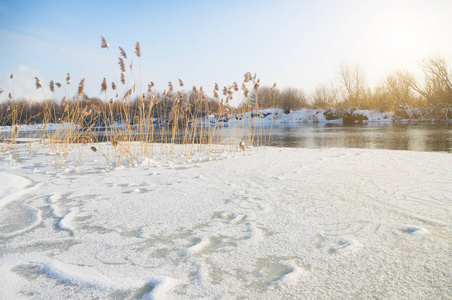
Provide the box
[0,36,272,168]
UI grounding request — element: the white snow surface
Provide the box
[0,142,451,299]
[0,122,75,133]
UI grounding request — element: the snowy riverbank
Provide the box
[1,107,451,135]
[1,143,451,299]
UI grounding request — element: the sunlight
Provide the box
[368,10,424,56]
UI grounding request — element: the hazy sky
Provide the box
[1,0,451,104]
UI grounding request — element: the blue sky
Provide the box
[1,0,452,104]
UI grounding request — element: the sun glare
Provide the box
[369,10,424,56]
[358,6,441,82]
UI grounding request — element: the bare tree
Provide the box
[339,65,367,108]
[279,88,309,112]
[312,84,339,109]
[397,56,452,105]
[421,56,452,105]
[255,86,277,108]
[385,72,420,108]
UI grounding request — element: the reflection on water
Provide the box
[2,122,451,153]
[267,123,452,153]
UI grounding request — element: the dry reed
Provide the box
[0,36,271,169]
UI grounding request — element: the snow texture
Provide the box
[0,142,451,299]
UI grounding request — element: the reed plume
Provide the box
[10,74,13,79]
[78,78,85,96]
[112,82,116,90]
[244,87,249,98]
[101,36,109,49]
[123,89,132,99]
[244,72,252,83]
[120,73,125,84]
[135,42,141,57]
[179,79,184,87]
[254,82,260,90]
[35,77,42,89]
[66,73,71,85]
[119,47,127,59]
[101,77,107,93]
[56,82,62,88]
[118,57,126,72]
[49,80,55,92]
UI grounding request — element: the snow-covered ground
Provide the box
[0,142,451,299]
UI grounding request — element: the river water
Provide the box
[266,123,452,153]
[3,122,451,153]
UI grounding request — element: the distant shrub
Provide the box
[323,109,341,120]
[339,109,369,124]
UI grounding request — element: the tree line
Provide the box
[254,56,452,113]
[1,56,451,126]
